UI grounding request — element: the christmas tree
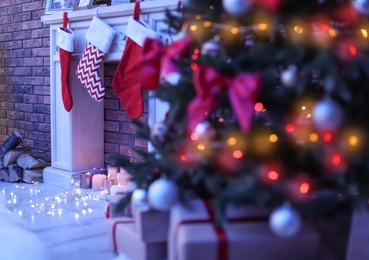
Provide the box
[108,0,369,237]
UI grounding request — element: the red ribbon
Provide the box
[105,204,110,219]
[112,220,134,253]
[188,66,261,133]
[173,201,268,260]
[139,36,193,90]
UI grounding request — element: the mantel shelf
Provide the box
[41,0,178,25]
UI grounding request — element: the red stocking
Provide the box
[112,2,158,119]
[57,27,74,112]
[76,16,116,102]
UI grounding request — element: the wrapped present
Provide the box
[169,199,320,260]
[107,217,167,260]
[131,202,169,243]
[346,210,369,260]
[105,193,132,218]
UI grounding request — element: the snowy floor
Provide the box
[0,181,118,260]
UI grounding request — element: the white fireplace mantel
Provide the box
[41,0,176,189]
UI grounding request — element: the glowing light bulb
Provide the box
[190,25,197,31]
[231,27,239,34]
[349,135,358,146]
[203,21,212,27]
[361,29,368,38]
[191,133,199,141]
[301,106,306,110]
[294,26,303,33]
[306,113,312,118]
[269,134,278,143]
[258,23,268,30]
[268,170,279,180]
[254,102,264,112]
[285,124,295,133]
[195,15,201,20]
[194,49,200,55]
[181,154,187,161]
[227,137,237,146]
[323,133,332,142]
[191,63,198,71]
[233,150,243,159]
[218,118,224,123]
[309,133,318,142]
[328,29,336,37]
[299,182,309,194]
[349,45,357,56]
[320,24,329,32]
[197,143,205,151]
[332,154,341,166]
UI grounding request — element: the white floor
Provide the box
[0,181,119,260]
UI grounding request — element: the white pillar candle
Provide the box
[80,171,93,189]
[116,171,130,186]
[110,185,126,196]
[92,174,106,191]
[107,165,120,182]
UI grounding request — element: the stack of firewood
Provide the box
[0,131,50,184]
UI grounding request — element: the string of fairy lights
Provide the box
[1,183,108,223]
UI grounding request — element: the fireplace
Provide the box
[41,0,176,189]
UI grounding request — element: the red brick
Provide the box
[22,20,42,30]
[24,113,44,123]
[24,39,42,48]
[105,121,120,132]
[22,2,42,12]
[35,123,50,132]
[14,12,31,22]
[24,57,43,66]
[15,103,33,112]
[105,132,135,146]
[15,121,33,130]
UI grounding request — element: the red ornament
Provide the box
[254,0,280,10]
[336,5,358,24]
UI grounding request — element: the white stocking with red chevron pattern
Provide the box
[75,16,116,102]
[76,42,105,102]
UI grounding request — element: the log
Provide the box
[0,131,23,155]
[3,150,24,167]
[23,169,43,184]
[1,168,9,182]
[16,154,49,170]
[8,164,22,182]
[0,168,6,181]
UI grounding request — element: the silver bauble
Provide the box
[131,189,150,211]
[222,0,252,16]
[312,98,344,132]
[353,0,369,15]
[148,178,179,211]
[269,204,301,237]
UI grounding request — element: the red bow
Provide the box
[139,36,192,90]
[188,66,261,132]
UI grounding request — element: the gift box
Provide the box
[132,202,169,243]
[346,210,369,260]
[107,217,167,260]
[169,199,320,260]
[106,194,132,218]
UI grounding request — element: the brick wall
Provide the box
[104,63,148,162]
[0,1,147,162]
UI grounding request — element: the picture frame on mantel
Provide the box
[74,0,94,10]
[45,0,77,14]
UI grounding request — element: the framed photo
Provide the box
[74,0,94,10]
[45,0,77,14]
